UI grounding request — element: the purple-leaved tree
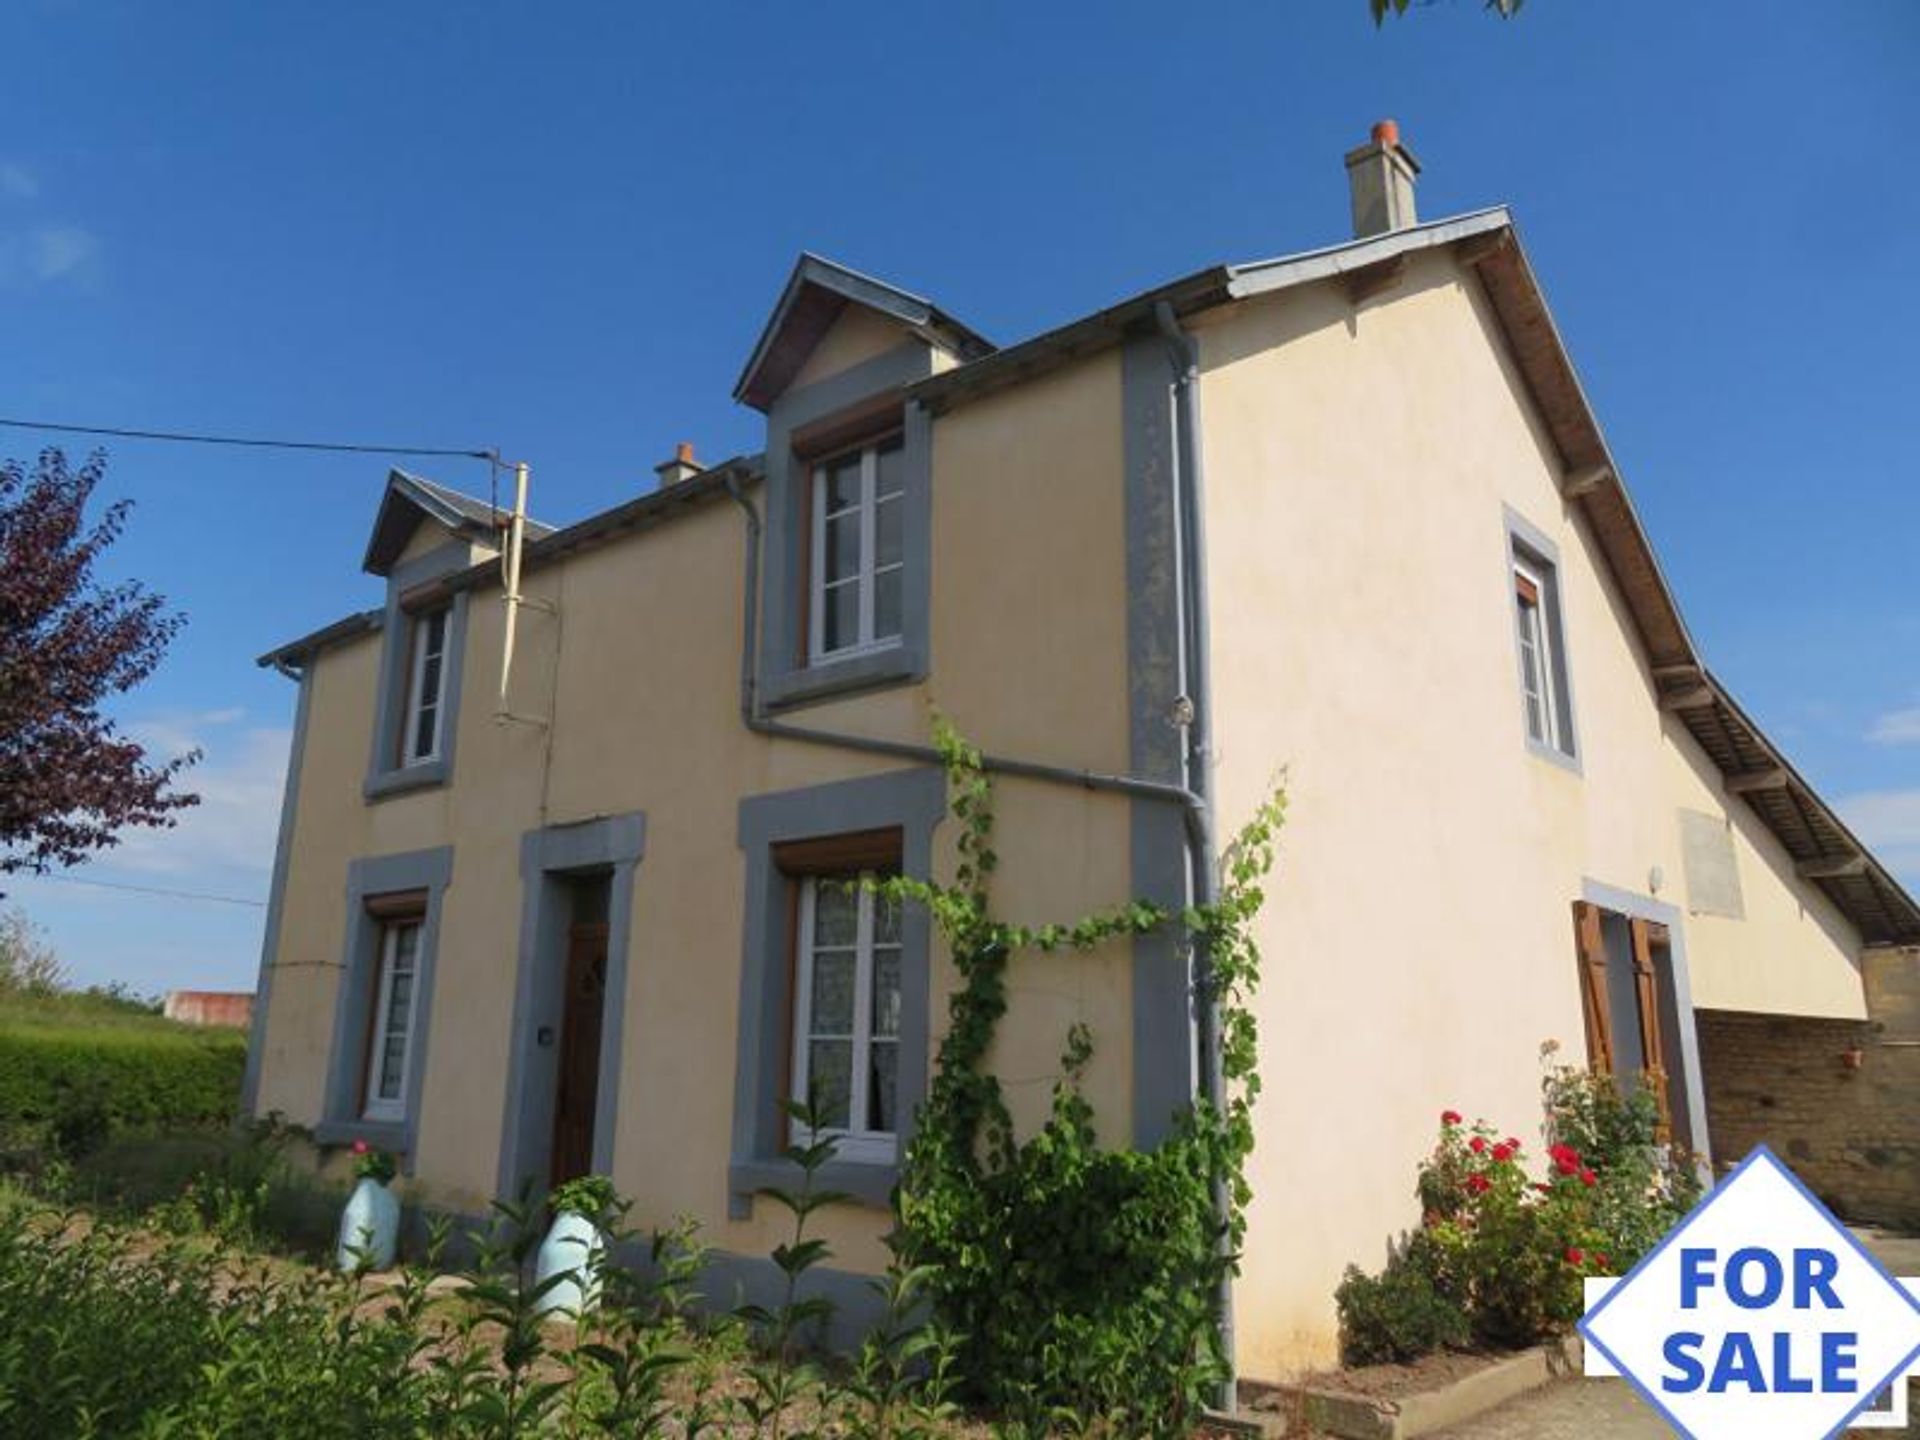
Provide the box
[0,449,198,884]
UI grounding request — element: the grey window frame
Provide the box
[365,542,472,799]
[729,767,944,1216]
[1503,507,1580,772]
[758,344,936,710]
[316,845,454,1168]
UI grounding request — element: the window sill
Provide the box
[364,759,451,801]
[313,1118,408,1155]
[1525,738,1583,777]
[762,644,924,712]
[727,1156,897,1219]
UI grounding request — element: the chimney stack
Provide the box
[1344,119,1420,238]
[654,441,703,488]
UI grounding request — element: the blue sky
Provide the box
[3,1,1916,993]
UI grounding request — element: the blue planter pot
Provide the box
[336,1176,400,1272]
[534,1210,604,1319]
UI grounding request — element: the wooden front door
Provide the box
[550,922,608,1188]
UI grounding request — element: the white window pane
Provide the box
[824,456,863,512]
[875,495,902,568]
[813,884,857,946]
[388,971,414,1026]
[822,581,860,653]
[825,510,862,583]
[807,1041,853,1128]
[875,438,905,500]
[868,1041,898,1133]
[810,951,856,1035]
[394,926,419,968]
[871,949,901,1038]
[411,704,438,761]
[873,567,903,641]
[379,1036,406,1098]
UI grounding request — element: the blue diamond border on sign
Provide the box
[1576,1143,1920,1440]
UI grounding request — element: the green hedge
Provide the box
[0,1023,245,1132]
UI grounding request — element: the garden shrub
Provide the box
[1333,1231,1470,1365]
[0,1021,244,1148]
[1337,1048,1701,1365]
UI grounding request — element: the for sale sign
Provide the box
[1579,1146,1920,1439]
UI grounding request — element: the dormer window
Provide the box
[810,436,906,663]
[402,606,450,765]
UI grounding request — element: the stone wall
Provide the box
[1696,946,1919,1230]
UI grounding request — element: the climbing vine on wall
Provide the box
[876,721,1285,1435]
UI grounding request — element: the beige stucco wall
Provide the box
[789,304,916,391]
[254,345,1137,1275]
[1192,248,1866,1378]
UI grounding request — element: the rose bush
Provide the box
[1336,1052,1701,1363]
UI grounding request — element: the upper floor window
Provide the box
[791,871,901,1164]
[1513,560,1560,749]
[402,607,449,766]
[363,915,422,1123]
[1505,516,1577,766]
[809,436,905,662]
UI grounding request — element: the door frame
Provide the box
[1580,878,1714,1170]
[496,813,645,1200]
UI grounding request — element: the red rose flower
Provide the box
[1555,1155,1579,1176]
[1533,1182,1551,1194]
[1465,1173,1491,1195]
[1595,1253,1611,1269]
[1441,1110,1463,1126]
[1579,1168,1598,1188]
[352,1139,369,1156]
[1504,1137,1521,1151]
[1565,1247,1585,1265]
[1491,1142,1515,1163]
[1548,1143,1578,1167]
[1469,1136,1487,1154]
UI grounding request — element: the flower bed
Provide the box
[1335,1051,1701,1366]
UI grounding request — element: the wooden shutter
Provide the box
[1571,900,1615,1074]
[1630,918,1673,1141]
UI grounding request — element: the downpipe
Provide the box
[1155,300,1235,1413]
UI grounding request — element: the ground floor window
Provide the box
[363,913,422,1123]
[791,873,901,1163]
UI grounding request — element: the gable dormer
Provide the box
[732,254,993,414]
[363,468,520,577]
[358,470,551,801]
[738,256,992,713]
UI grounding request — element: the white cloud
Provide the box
[107,709,290,880]
[31,224,97,281]
[1868,707,1920,746]
[0,163,37,200]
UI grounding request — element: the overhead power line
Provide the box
[0,416,495,462]
[16,873,267,909]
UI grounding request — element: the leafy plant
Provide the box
[883,720,1285,1434]
[735,1090,847,1437]
[351,1138,398,1186]
[1339,1058,1702,1363]
[549,1172,618,1223]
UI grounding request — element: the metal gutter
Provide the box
[1153,300,1234,1410]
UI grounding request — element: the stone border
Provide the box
[1218,1336,1584,1439]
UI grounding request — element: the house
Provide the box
[244,122,1920,1379]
